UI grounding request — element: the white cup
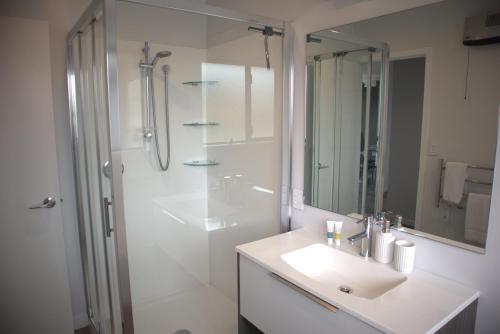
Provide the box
[393,240,416,273]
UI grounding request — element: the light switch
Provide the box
[428,144,437,156]
[292,188,304,210]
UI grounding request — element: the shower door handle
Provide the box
[103,197,114,237]
[29,197,56,209]
[317,163,329,170]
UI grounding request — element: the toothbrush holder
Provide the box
[393,240,416,273]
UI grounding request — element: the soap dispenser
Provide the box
[374,220,395,264]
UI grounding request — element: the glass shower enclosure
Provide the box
[67,0,291,333]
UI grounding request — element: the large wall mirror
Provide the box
[303,0,500,252]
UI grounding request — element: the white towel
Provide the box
[465,193,491,245]
[442,162,467,204]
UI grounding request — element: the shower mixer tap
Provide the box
[140,41,172,170]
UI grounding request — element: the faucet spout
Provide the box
[347,231,367,243]
[347,216,379,259]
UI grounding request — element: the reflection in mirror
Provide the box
[304,34,385,217]
[305,0,500,252]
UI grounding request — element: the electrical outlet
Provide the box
[292,188,304,210]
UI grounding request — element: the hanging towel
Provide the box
[442,162,468,204]
[465,193,491,245]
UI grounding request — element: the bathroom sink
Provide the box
[281,243,407,299]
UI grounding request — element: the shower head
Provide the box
[151,50,172,66]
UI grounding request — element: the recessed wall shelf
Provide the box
[183,122,220,127]
[182,80,218,86]
[183,160,219,167]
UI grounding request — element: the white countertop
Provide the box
[236,228,479,334]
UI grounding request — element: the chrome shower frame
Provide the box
[67,0,293,333]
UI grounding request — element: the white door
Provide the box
[0,16,74,334]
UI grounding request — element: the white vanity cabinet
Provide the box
[238,254,381,334]
[237,231,479,334]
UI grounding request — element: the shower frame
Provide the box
[66,0,294,333]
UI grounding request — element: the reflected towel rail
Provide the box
[436,159,493,208]
[466,179,492,186]
[441,164,493,171]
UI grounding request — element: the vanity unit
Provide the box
[236,228,479,334]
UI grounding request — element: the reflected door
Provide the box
[304,48,386,217]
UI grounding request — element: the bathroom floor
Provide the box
[133,283,237,334]
[128,233,238,334]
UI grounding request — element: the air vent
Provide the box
[486,12,500,27]
[463,11,500,46]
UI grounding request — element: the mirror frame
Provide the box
[301,29,489,254]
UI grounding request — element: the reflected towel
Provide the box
[465,193,490,245]
[442,162,467,204]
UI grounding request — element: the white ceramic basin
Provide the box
[281,243,407,299]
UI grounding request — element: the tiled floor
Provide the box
[129,243,237,334]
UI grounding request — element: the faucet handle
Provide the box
[354,216,369,224]
[368,216,382,228]
[375,211,395,223]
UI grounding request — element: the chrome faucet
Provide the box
[347,215,384,259]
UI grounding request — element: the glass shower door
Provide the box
[115,2,283,333]
[68,6,122,334]
[69,1,286,333]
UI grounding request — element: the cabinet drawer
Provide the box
[239,255,381,334]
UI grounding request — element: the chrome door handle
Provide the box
[103,197,114,237]
[317,163,329,170]
[103,161,124,179]
[29,197,56,209]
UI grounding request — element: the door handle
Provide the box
[29,197,57,209]
[103,161,124,179]
[317,163,329,170]
[103,197,114,237]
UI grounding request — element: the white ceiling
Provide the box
[115,0,368,49]
[207,0,327,21]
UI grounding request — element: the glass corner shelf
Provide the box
[182,80,218,86]
[183,160,219,167]
[183,122,220,127]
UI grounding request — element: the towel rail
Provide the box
[466,179,492,186]
[441,163,493,171]
[436,159,493,208]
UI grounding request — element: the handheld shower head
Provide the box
[151,50,172,66]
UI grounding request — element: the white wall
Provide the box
[291,0,500,332]
[337,59,363,215]
[0,0,91,329]
[117,39,210,305]
[205,32,283,300]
